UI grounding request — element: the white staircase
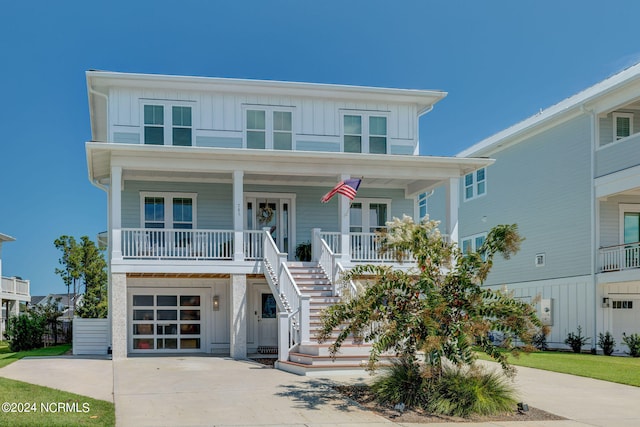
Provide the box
[276,262,393,375]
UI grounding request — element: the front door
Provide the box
[257,292,278,347]
[245,195,294,256]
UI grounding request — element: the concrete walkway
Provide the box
[1,355,640,426]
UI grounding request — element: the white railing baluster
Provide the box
[599,241,640,272]
[120,228,235,260]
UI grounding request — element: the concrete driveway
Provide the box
[3,354,640,426]
[113,357,389,427]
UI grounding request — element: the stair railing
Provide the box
[316,233,358,298]
[262,228,310,362]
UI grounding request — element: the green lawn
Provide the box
[479,350,640,387]
[0,344,72,369]
[0,377,114,427]
[0,342,115,425]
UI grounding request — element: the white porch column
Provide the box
[445,177,459,244]
[111,272,127,359]
[230,274,247,359]
[338,174,351,263]
[111,166,123,261]
[233,170,245,262]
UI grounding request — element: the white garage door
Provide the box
[612,299,640,353]
[130,292,203,353]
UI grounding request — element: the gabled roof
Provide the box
[458,62,640,158]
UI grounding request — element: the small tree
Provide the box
[564,326,590,353]
[54,235,108,319]
[76,236,108,318]
[598,332,616,356]
[318,216,541,377]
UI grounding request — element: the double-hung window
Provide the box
[464,168,486,201]
[143,103,193,146]
[461,233,486,257]
[342,113,388,154]
[613,112,633,141]
[349,199,390,233]
[142,193,196,230]
[245,107,293,150]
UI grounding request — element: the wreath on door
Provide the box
[258,205,274,224]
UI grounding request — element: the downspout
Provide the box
[582,104,598,352]
[88,86,109,142]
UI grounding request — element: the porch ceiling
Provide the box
[87,143,493,196]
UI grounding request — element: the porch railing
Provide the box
[600,242,640,272]
[319,232,341,254]
[122,228,234,259]
[1,277,30,296]
[350,232,414,262]
[243,230,264,260]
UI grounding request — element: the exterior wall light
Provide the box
[213,296,220,311]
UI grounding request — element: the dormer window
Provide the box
[143,104,192,146]
[613,112,633,141]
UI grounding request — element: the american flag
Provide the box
[321,178,362,203]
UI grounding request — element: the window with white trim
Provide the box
[245,107,293,150]
[143,104,193,146]
[141,193,196,229]
[464,168,486,201]
[350,199,390,232]
[342,113,388,154]
[418,193,428,219]
[461,233,486,255]
[613,112,633,141]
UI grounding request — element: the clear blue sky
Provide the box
[2,1,639,296]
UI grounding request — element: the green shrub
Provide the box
[371,357,430,408]
[295,241,312,261]
[532,330,548,351]
[565,326,590,353]
[5,313,45,352]
[427,365,517,417]
[598,332,616,356]
[622,333,640,357]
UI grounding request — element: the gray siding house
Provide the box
[434,63,640,352]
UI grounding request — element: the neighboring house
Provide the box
[85,71,490,372]
[431,63,640,353]
[0,233,31,337]
[30,293,81,321]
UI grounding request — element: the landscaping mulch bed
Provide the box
[333,384,567,424]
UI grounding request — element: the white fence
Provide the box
[1,277,30,296]
[73,318,109,355]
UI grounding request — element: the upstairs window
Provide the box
[144,105,164,145]
[613,112,633,141]
[342,113,387,154]
[245,108,293,150]
[143,104,192,146]
[464,168,486,201]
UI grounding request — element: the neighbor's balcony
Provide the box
[1,276,30,298]
[599,242,640,272]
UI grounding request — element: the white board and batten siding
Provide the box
[107,87,418,154]
[73,318,110,355]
